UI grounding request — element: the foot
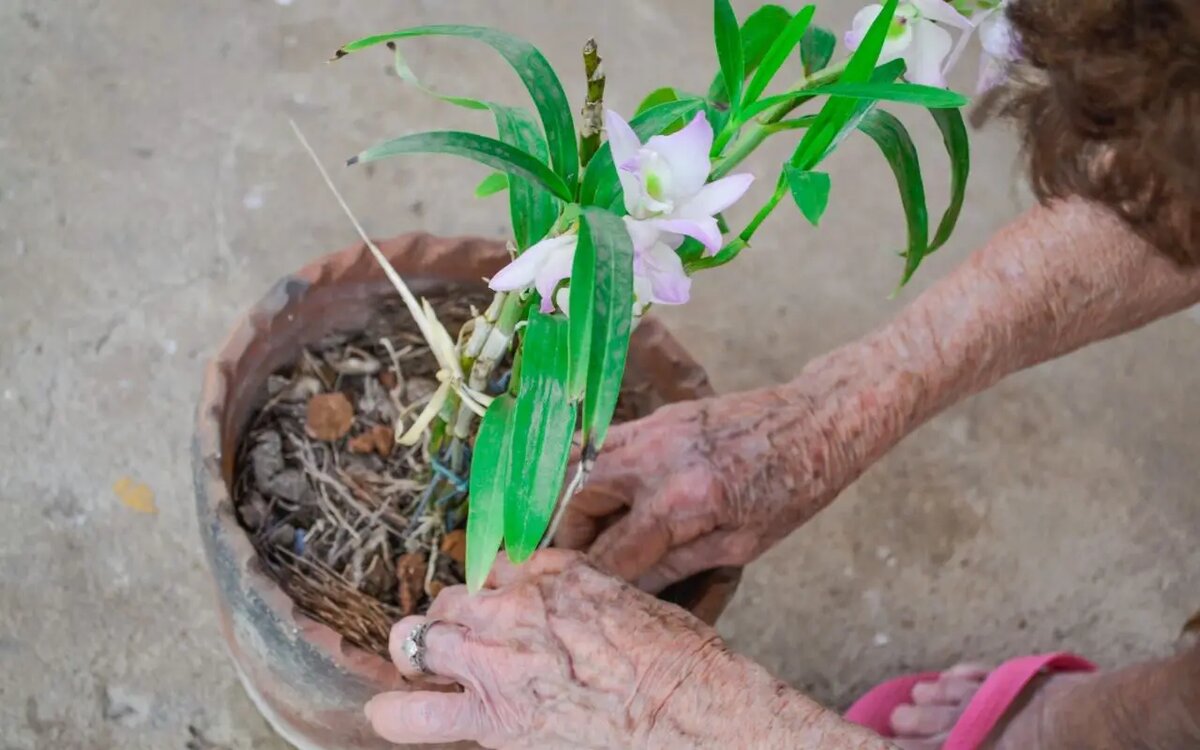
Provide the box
[885,662,1127,750]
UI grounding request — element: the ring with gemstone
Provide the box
[402,619,441,675]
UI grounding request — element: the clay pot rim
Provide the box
[194,233,735,683]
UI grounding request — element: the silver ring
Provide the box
[402,619,441,675]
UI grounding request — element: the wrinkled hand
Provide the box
[365,550,750,749]
[556,385,842,592]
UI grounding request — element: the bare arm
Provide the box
[740,197,1200,528]
[571,198,1200,588]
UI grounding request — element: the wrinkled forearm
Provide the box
[649,644,892,750]
[709,198,1200,535]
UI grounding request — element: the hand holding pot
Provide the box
[365,550,770,749]
[557,340,927,593]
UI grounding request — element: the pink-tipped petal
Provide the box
[642,242,691,305]
[606,109,647,214]
[653,216,722,255]
[683,173,755,217]
[645,112,713,198]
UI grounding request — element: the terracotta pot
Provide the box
[193,234,742,750]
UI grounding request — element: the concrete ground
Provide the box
[2,1,1197,748]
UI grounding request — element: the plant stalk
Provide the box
[579,38,606,169]
[711,60,847,179]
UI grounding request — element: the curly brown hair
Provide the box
[984,0,1200,263]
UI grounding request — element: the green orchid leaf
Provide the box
[857,109,930,285]
[578,208,635,452]
[713,0,745,110]
[708,4,793,103]
[335,25,580,191]
[504,312,576,563]
[637,87,682,115]
[802,81,969,109]
[784,168,831,226]
[349,131,573,202]
[474,172,509,197]
[386,43,556,247]
[567,224,597,401]
[743,5,816,106]
[800,26,837,75]
[788,0,899,170]
[929,107,970,253]
[492,106,559,248]
[465,395,515,592]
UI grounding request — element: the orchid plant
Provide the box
[329,0,1002,591]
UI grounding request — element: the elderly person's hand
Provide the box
[365,550,884,749]
[555,340,912,593]
[557,200,1200,594]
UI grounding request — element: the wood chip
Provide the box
[305,392,355,441]
[348,425,395,457]
[440,529,467,567]
[396,552,428,616]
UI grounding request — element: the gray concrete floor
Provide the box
[2,1,1198,748]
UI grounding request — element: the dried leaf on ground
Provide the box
[113,476,156,514]
[396,552,428,616]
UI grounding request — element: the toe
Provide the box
[891,703,964,737]
[912,676,983,705]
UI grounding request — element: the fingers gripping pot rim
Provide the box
[192,233,742,749]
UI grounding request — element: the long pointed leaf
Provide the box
[802,81,968,109]
[466,396,515,591]
[567,225,597,401]
[579,208,634,452]
[492,106,559,248]
[388,43,557,249]
[336,25,579,190]
[929,107,970,252]
[580,98,706,209]
[349,131,573,201]
[744,5,816,105]
[857,109,930,285]
[504,313,576,562]
[789,0,898,170]
[713,0,745,110]
[708,4,793,103]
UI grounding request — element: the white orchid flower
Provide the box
[488,233,576,313]
[604,109,754,256]
[846,0,972,88]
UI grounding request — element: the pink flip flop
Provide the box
[845,652,1097,749]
